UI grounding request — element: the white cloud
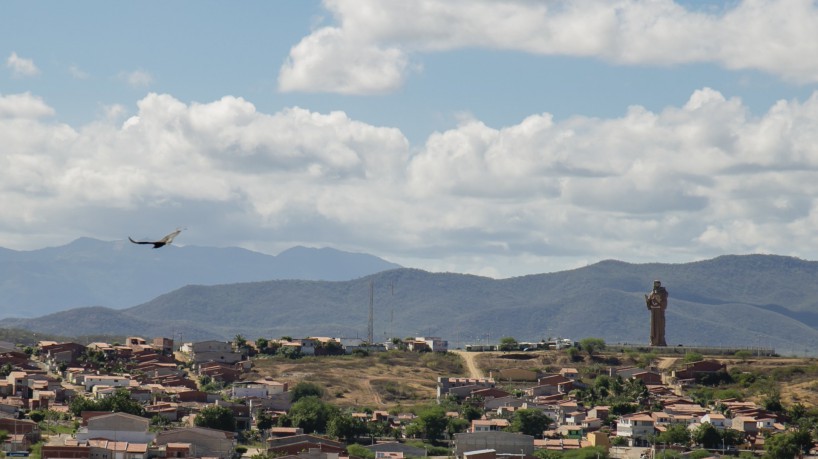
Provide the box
[280,0,818,94]
[279,27,409,94]
[4,88,818,276]
[6,52,40,78]
[68,64,89,79]
[121,69,154,88]
[0,92,54,119]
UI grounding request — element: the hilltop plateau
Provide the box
[239,348,818,409]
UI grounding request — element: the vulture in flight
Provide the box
[129,228,183,248]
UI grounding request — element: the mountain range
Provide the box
[0,237,401,318]
[2,243,818,356]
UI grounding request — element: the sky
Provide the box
[3,0,818,279]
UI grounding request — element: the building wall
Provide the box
[155,428,235,459]
[454,431,534,457]
[191,341,232,353]
[42,445,91,459]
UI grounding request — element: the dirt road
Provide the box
[452,350,485,379]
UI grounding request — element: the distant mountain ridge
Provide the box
[4,254,818,356]
[0,238,401,318]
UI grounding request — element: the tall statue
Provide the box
[645,280,668,347]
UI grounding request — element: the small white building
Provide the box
[700,413,729,429]
[616,412,655,447]
[415,337,449,352]
[231,379,287,399]
[84,375,134,391]
[76,412,156,444]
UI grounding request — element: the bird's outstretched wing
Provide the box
[128,228,184,249]
[159,229,182,245]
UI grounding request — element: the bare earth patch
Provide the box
[246,350,818,409]
[247,351,464,408]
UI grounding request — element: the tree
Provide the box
[0,363,12,378]
[327,412,365,442]
[69,395,97,417]
[256,337,269,353]
[460,402,484,421]
[763,431,802,459]
[367,420,394,443]
[565,347,581,362]
[509,408,552,437]
[656,423,691,446]
[638,351,658,368]
[579,337,606,359]
[762,391,784,413]
[195,405,237,431]
[720,428,743,448]
[683,352,704,363]
[446,417,470,438]
[347,444,375,459]
[277,345,302,359]
[150,414,171,427]
[611,436,628,447]
[416,406,449,442]
[69,389,145,417]
[404,420,424,439]
[691,422,721,449]
[257,410,276,431]
[288,396,338,434]
[291,382,325,403]
[499,337,519,352]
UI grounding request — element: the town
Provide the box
[0,332,814,459]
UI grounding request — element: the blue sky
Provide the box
[3,0,818,278]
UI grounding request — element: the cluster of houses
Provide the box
[0,335,456,459]
[438,359,790,459]
[0,334,800,459]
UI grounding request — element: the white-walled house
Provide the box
[700,413,729,429]
[75,412,156,444]
[84,375,134,391]
[231,379,287,399]
[616,413,655,447]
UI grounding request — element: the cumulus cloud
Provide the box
[4,88,818,276]
[6,52,40,77]
[279,27,409,94]
[0,92,55,119]
[280,0,818,94]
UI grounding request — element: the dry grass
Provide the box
[246,350,464,409]
[719,357,818,407]
[245,349,818,410]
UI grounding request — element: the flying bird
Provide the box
[128,228,183,249]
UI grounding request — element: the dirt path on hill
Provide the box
[453,350,485,379]
[365,379,384,405]
[656,357,678,370]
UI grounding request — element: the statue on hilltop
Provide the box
[645,280,668,347]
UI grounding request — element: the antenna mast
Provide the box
[367,280,374,344]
